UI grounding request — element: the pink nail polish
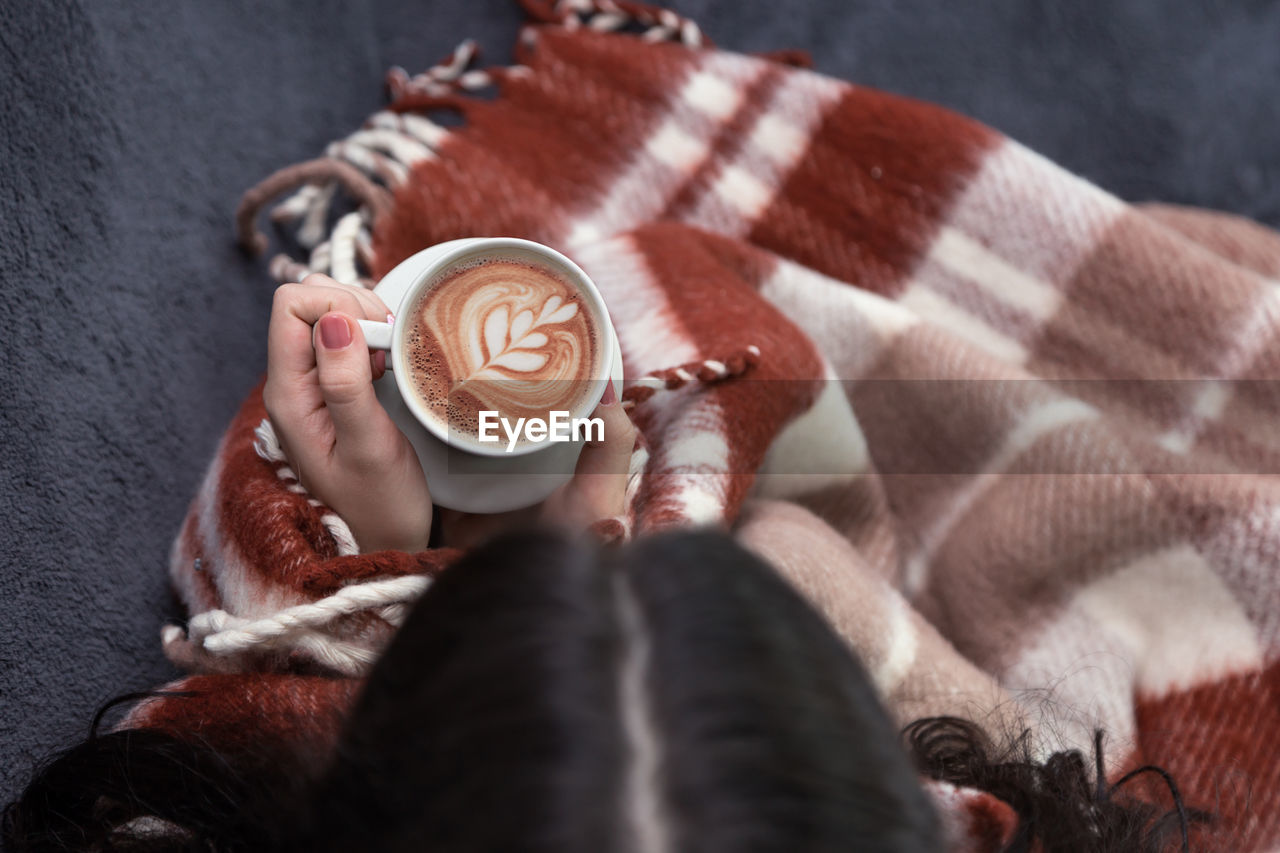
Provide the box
[601,380,617,405]
[318,314,352,349]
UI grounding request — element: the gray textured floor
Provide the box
[2,0,1278,805]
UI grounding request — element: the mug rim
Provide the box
[388,237,616,458]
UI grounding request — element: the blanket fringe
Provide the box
[236,158,391,259]
[253,418,360,556]
[161,574,432,677]
[385,40,532,105]
[609,344,761,536]
[622,345,762,410]
[236,0,706,290]
[517,0,705,47]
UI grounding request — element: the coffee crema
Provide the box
[403,257,600,444]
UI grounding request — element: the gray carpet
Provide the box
[3,0,1278,806]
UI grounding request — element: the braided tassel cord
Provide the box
[622,345,761,411]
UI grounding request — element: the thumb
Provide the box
[562,393,638,521]
[314,312,398,462]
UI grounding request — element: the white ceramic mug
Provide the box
[355,237,623,513]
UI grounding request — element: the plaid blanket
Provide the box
[142,1,1280,848]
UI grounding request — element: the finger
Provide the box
[298,273,391,321]
[313,311,404,468]
[267,276,390,383]
[291,272,391,324]
[560,395,638,522]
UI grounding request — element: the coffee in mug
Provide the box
[355,237,621,513]
[401,254,603,450]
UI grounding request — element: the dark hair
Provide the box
[905,717,1209,853]
[4,531,1194,852]
[292,530,940,852]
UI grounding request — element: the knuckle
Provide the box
[317,363,366,404]
[271,283,297,310]
[300,272,334,289]
[365,290,391,318]
[326,293,364,321]
[332,280,387,319]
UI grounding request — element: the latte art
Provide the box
[404,258,600,443]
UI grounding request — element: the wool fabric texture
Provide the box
[139,2,1279,849]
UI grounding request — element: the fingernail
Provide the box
[601,380,617,405]
[318,314,352,349]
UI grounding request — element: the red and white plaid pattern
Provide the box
[144,3,1280,848]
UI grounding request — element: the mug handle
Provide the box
[356,319,394,357]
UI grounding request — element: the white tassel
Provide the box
[271,182,323,224]
[297,182,337,248]
[169,575,433,676]
[328,212,365,285]
[347,127,434,167]
[252,418,286,463]
[320,511,360,556]
[309,240,332,275]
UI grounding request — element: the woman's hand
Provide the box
[263,273,433,553]
[438,384,639,549]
